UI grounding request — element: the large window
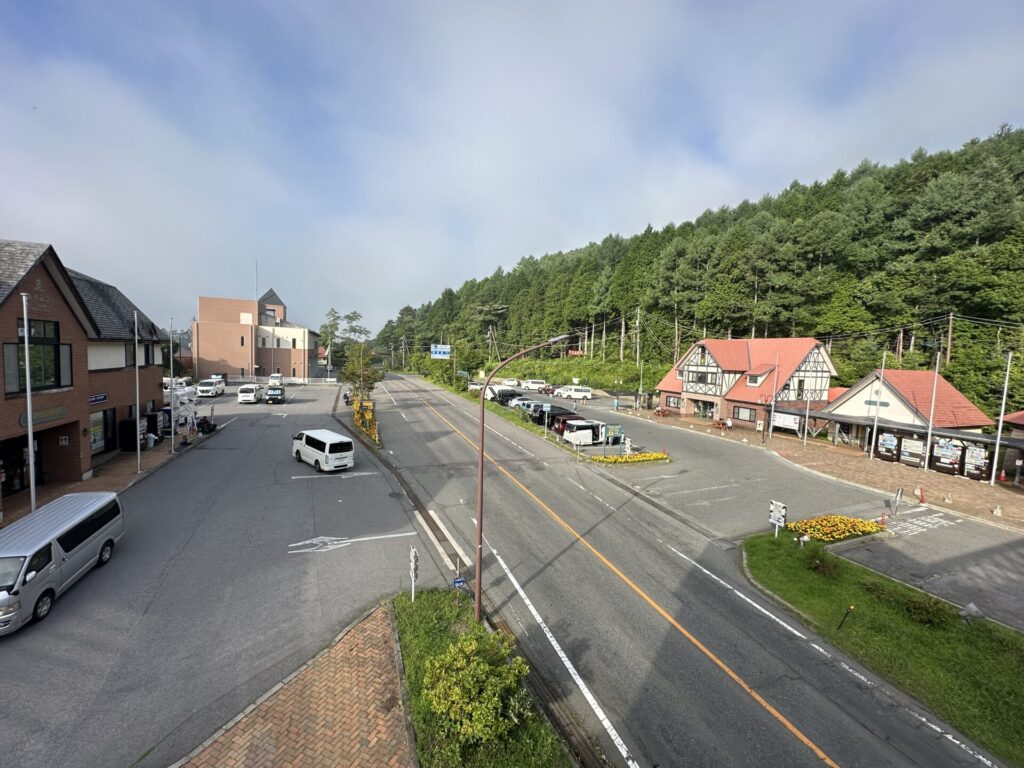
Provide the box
[666,396,681,409]
[4,319,72,394]
[733,406,756,422]
[686,370,717,385]
[125,342,136,367]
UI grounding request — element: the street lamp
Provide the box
[475,333,571,621]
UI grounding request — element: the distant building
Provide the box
[1,240,163,498]
[192,289,318,382]
[655,337,836,430]
[1005,410,1024,439]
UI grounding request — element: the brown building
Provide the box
[1,240,163,500]
[192,289,318,383]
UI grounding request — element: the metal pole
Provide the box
[21,293,37,513]
[768,351,780,439]
[169,318,175,454]
[868,350,887,460]
[476,333,570,622]
[922,345,941,470]
[989,351,1012,485]
[803,392,811,447]
[135,311,141,473]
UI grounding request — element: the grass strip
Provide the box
[745,534,1024,766]
[393,590,571,768]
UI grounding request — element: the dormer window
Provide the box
[747,374,760,386]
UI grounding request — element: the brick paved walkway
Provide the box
[177,605,415,768]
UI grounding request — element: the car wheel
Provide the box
[33,591,55,622]
[295,450,302,462]
[314,460,322,472]
[98,540,114,566]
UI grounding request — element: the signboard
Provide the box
[772,412,801,431]
[899,437,925,468]
[89,393,109,405]
[430,344,451,360]
[19,405,68,427]
[567,349,584,356]
[453,576,466,588]
[769,500,787,537]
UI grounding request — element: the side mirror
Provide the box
[24,570,37,584]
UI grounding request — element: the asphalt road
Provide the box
[0,384,444,768]
[375,374,999,768]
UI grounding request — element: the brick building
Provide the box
[1,240,163,500]
[192,289,318,383]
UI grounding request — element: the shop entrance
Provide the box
[693,400,716,419]
[0,436,40,497]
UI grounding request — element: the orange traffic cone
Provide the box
[999,469,1007,482]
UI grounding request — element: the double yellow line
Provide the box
[388,379,839,767]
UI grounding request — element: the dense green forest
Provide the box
[374,126,1024,417]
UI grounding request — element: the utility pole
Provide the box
[674,305,680,361]
[945,312,954,366]
[619,315,625,362]
[601,320,606,362]
[635,306,641,367]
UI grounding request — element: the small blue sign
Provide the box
[453,576,466,588]
[89,393,109,405]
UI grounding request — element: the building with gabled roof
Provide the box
[1,240,165,500]
[656,337,836,430]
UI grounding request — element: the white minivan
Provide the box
[521,379,546,391]
[0,492,125,635]
[292,429,355,472]
[563,385,593,400]
[237,384,262,403]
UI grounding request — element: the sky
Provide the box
[2,1,1023,335]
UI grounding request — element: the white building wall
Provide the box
[830,379,923,426]
[87,342,126,371]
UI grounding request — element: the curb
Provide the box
[388,602,422,768]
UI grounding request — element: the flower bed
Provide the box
[591,452,669,464]
[787,514,881,542]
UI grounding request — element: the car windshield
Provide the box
[0,556,26,592]
[200,380,215,386]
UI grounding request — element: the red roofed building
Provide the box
[1001,409,1024,438]
[656,337,836,429]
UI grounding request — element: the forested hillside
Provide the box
[375,126,1024,415]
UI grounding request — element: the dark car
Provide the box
[495,390,521,406]
[533,405,573,427]
[538,384,558,395]
[265,386,286,404]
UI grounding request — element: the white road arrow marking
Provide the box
[288,530,416,553]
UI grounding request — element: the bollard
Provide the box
[837,605,855,630]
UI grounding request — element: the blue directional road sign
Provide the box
[431,344,451,359]
[453,576,466,588]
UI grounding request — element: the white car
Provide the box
[563,385,593,400]
[508,396,533,409]
[467,381,483,392]
[237,384,263,403]
[268,373,284,387]
[196,379,223,397]
[500,378,520,387]
[521,379,546,391]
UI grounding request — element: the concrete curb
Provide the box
[388,602,422,768]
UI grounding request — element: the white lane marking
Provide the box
[220,416,238,428]
[487,541,639,767]
[666,544,806,639]
[570,479,587,492]
[661,483,739,496]
[428,509,473,568]
[288,531,416,553]
[414,509,455,570]
[380,385,399,406]
[401,411,408,420]
[290,471,379,480]
[484,423,533,456]
[668,544,1000,768]
[638,474,677,480]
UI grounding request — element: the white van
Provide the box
[268,373,284,387]
[0,492,125,635]
[563,386,593,400]
[292,429,355,472]
[237,384,262,403]
[521,379,546,391]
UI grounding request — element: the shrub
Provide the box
[422,625,532,753]
[902,593,956,627]
[801,541,840,577]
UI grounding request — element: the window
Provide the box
[57,500,121,553]
[328,440,353,454]
[4,318,72,393]
[686,370,717,385]
[666,396,681,409]
[796,379,805,399]
[27,544,53,574]
[275,338,280,348]
[240,335,245,347]
[306,436,326,452]
[146,399,156,413]
[239,368,245,377]
[733,406,756,422]
[291,367,296,377]
[291,339,296,349]
[746,375,760,386]
[260,336,266,347]
[125,342,136,367]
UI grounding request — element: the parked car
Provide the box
[508,396,533,408]
[495,390,521,406]
[196,379,222,397]
[484,385,517,401]
[513,399,540,411]
[501,377,521,387]
[268,373,284,387]
[562,385,593,400]
[237,384,263,403]
[521,379,546,391]
[468,381,484,392]
[552,385,569,397]
[532,406,573,427]
[265,386,286,404]
[550,413,581,435]
[537,384,557,395]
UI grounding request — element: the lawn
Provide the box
[392,590,571,768]
[745,534,1024,767]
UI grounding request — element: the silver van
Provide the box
[0,492,125,636]
[292,429,355,472]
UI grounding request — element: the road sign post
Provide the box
[769,500,787,538]
[410,545,419,602]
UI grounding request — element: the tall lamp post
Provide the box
[475,333,570,621]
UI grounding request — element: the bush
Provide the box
[862,579,956,627]
[422,625,532,753]
[801,541,840,577]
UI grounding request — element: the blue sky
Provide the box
[2,1,1023,333]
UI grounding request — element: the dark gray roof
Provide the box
[0,239,51,307]
[259,288,285,307]
[67,269,162,341]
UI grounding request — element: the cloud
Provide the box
[1,1,1023,333]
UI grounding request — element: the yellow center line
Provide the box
[388,379,840,767]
